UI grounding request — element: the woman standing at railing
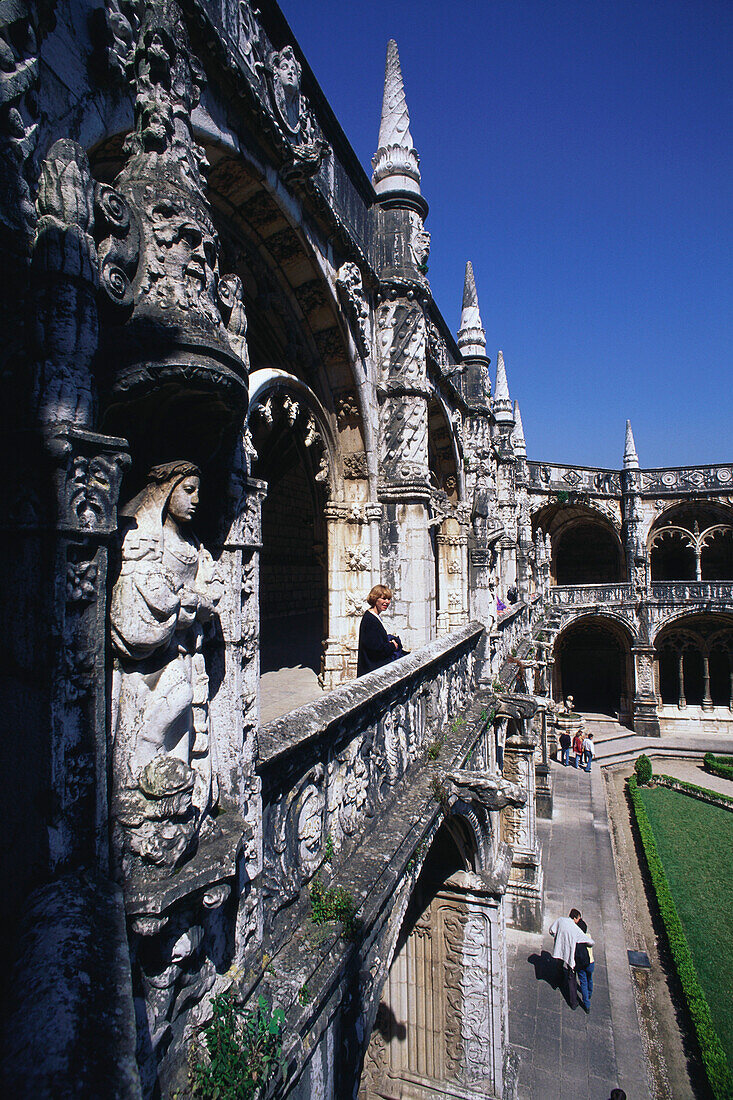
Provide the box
[357,584,407,676]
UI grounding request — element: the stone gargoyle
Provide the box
[444,770,526,812]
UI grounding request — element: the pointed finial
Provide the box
[493,350,514,424]
[372,39,422,202]
[457,261,486,358]
[512,401,526,457]
[623,419,639,469]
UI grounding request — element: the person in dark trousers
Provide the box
[357,584,407,676]
[549,907,594,1010]
[559,730,571,766]
[574,915,595,1013]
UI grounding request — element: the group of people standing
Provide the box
[558,729,595,771]
[549,908,595,1012]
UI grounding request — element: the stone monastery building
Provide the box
[2,0,732,1096]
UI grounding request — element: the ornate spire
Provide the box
[493,350,514,425]
[623,419,639,469]
[372,39,422,202]
[457,261,486,359]
[512,401,526,457]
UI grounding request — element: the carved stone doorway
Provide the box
[361,820,506,1099]
[555,618,632,718]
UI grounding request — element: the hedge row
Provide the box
[628,775,733,1099]
[704,753,733,782]
[655,774,733,812]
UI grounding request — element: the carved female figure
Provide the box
[111,461,222,852]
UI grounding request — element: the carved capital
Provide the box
[48,427,130,535]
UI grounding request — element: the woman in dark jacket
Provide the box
[357,584,402,676]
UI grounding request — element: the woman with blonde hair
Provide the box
[357,584,405,676]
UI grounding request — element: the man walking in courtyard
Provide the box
[549,908,594,1009]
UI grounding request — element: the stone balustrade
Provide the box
[650,581,733,603]
[257,622,484,944]
[549,583,633,606]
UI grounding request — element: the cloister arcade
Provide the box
[553,616,634,720]
[649,503,733,582]
[531,503,625,586]
[655,615,733,712]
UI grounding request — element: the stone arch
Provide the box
[654,613,733,710]
[649,503,733,582]
[246,371,340,714]
[531,503,625,585]
[361,813,505,1099]
[553,614,635,719]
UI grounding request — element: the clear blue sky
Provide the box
[279,0,732,470]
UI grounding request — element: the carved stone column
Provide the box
[436,517,469,635]
[49,426,131,873]
[632,645,661,737]
[322,501,382,688]
[377,293,435,650]
[533,703,553,820]
[502,726,544,932]
[212,470,267,959]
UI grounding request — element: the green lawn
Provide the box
[639,786,733,1066]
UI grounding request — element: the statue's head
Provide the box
[273,46,301,94]
[122,460,202,528]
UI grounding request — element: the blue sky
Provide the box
[279,0,732,469]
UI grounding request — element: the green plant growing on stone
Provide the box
[635,754,653,786]
[431,776,451,814]
[191,990,284,1100]
[556,490,569,504]
[450,715,466,732]
[298,984,311,1006]
[426,735,444,761]
[309,875,358,938]
[323,834,334,864]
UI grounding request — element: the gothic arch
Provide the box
[553,615,635,718]
[531,503,625,584]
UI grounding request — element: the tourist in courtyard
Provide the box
[572,730,584,768]
[549,908,594,1009]
[583,732,595,772]
[357,585,406,676]
[574,915,595,1013]
[559,729,571,766]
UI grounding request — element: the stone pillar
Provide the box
[534,704,553,819]
[632,645,661,737]
[322,501,382,687]
[436,516,469,634]
[502,728,544,932]
[212,473,267,958]
[377,293,435,651]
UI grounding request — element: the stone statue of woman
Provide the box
[110,461,222,871]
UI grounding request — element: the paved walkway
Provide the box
[507,758,650,1100]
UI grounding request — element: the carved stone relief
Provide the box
[336,261,369,355]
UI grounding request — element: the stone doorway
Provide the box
[361,820,505,1099]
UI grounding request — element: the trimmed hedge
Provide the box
[655,773,733,812]
[704,753,733,783]
[628,775,733,1099]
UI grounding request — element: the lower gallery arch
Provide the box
[360,817,505,1099]
[554,617,633,720]
[655,614,733,717]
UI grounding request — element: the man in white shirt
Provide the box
[549,908,594,1009]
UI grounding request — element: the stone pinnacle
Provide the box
[457,261,486,358]
[372,39,422,199]
[623,419,639,469]
[512,401,526,457]
[493,350,514,424]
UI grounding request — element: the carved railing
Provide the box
[527,462,620,496]
[650,581,733,603]
[548,583,632,606]
[257,623,484,942]
[494,598,541,671]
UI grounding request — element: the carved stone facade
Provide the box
[1,1,728,1097]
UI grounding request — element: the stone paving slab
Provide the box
[507,758,651,1100]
